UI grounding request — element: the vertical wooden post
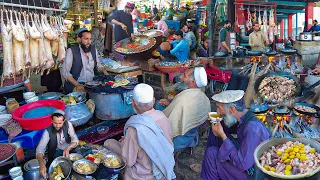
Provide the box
[280,19,284,40]
[288,14,293,38]
[305,2,314,31]
[94,0,98,27]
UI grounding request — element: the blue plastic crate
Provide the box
[0,128,44,149]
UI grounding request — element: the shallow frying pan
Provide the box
[248,50,263,56]
[254,72,301,103]
[214,51,228,57]
[250,103,270,114]
[293,102,320,117]
[281,49,297,55]
[272,106,291,115]
[265,51,277,56]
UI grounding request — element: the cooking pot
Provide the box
[88,91,134,120]
[23,159,42,180]
[299,32,312,41]
[65,101,93,127]
[313,36,320,41]
[247,50,263,56]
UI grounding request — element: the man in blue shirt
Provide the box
[308,20,320,32]
[170,30,190,63]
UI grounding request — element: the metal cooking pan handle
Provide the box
[302,80,320,96]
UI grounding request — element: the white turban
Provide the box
[211,90,245,104]
[194,67,208,88]
[133,83,154,103]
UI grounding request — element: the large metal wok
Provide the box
[254,72,301,103]
[254,138,320,180]
[248,50,263,56]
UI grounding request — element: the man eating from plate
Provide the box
[160,67,211,152]
[36,110,79,178]
[104,84,176,180]
[199,90,270,180]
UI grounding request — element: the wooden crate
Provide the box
[139,58,160,72]
[143,71,166,89]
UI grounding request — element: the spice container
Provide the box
[6,98,19,113]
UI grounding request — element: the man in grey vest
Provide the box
[36,110,79,178]
[62,28,109,93]
[218,20,232,53]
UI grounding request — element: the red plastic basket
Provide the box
[12,100,65,131]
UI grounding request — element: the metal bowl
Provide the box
[254,138,320,179]
[102,153,126,173]
[65,92,87,103]
[48,157,72,180]
[73,159,98,175]
[97,126,109,135]
[68,153,83,162]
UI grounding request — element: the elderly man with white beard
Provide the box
[104,84,176,180]
[199,90,270,180]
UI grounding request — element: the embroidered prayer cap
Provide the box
[211,90,245,104]
[194,67,207,88]
[77,27,89,36]
[125,2,135,9]
[133,84,154,103]
[53,109,65,116]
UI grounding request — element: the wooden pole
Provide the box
[94,0,99,27]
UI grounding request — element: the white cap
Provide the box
[53,109,65,116]
[211,90,245,104]
[194,67,208,88]
[133,84,154,103]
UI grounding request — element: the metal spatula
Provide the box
[125,30,133,43]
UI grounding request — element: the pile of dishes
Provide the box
[0,114,11,127]
[23,92,39,103]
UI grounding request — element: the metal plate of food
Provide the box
[103,152,126,174]
[49,157,72,180]
[114,35,156,55]
[293,102,320,117]
[142,30,164,38]
[73,159,98,175]
[254,72,301,103]
[0,143,16,165]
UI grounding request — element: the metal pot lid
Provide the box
[24,159,40,171]
[41,92,64,100]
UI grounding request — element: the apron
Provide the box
[218,28,230,52]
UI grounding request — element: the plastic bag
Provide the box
[60,0,70,10]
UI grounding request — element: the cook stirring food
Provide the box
[36,110,79,178]
[62,28,108,93]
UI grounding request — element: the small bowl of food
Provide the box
[208,112,220,124]
[68,153,83,162]
[103,153,126,173]
[97,126,110,135]
[73,159,97,175]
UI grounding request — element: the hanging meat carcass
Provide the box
[56,17,66,67]
[28,13,41,74]
[11,10,26,77]
[247,7,252,27]
[58,17,69,48]
[41,14,55,41]
[34,13,49,75]
[1,9,15,87]
[258,8,262,25]
[21,12,32,77]
[269,9,276,43]
[263,9,268,43]
[50,16,60,57]
[41,14,55,74]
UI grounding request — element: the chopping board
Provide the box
[104,66,140,73]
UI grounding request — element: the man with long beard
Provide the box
[62,28,108,93]
[104,84,176,180]
[36,110,79,178]
[161,67,211,152]
[200,90,269,180]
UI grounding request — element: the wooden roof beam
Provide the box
[276,9,305,13]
